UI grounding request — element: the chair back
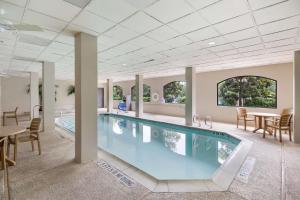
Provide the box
[237,108,247,118]
[29,118,41,132]
[281,108,293,115]
[279,114,293,127]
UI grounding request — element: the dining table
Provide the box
[0,125,26,165]
[247,112,280,133]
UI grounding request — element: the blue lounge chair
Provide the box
[118,102,127,111]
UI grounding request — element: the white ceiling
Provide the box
[0,0,299,82]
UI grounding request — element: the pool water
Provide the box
[56,114,240,180]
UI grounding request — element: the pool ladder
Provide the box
[193,114,212,129]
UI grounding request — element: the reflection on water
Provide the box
[98,114,239,179]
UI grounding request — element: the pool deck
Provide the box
[3,111,300,200]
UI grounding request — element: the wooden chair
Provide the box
[263,114,293,142]
[7,118,42,161]
[236,108,255,131]
[0,137,10,199]
[3,107,18,126]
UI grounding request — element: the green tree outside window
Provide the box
[217,76,277,108]
[131,84,151,102]
[163,81,186,104]
[113,85,123,100]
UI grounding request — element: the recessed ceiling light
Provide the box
[208,42,215,46]
[122,64,127,66]
[0,8,5,15]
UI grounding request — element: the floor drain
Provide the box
[236,156,256,183]
[96,159,136,187]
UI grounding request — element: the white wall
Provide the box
[1,76,30,114]
[55,79,75,111]
[113,63,293,123]
[197,63,293,123]
[113,75,186,116]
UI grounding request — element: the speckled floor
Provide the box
[2,113,300,200]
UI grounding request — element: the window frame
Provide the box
[216,75,278,109]
[163,81,186,104]
[113,85,123,100]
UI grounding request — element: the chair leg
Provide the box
[6,143,10,158]
[274,129,277,138]
[15,114,18,125]
[2,114,5,126]
[13,136,17,161]
[263,127,266,138]
[244,120,246,131]
[37,139,41,155]
[289,129,292,141]
[31,141,34,152]
[279,129,282,142]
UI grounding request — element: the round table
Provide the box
[0,126,26,163]
[0,126,26,137]
[247,112,280,133]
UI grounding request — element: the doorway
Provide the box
[97,88,104,108]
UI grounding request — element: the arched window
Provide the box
[131,84,151,102]
[163,81,186,104]
[217,76,277,108]
[113,85,123,100]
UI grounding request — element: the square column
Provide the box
[106,79,113,113]
[75,32,98,163]
[42,62,55,131]
[294,51,300,143]
[30,72,39,119]
[135,74,143,118]
[185,67,196,126]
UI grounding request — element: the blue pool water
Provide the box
[56,114,240,180]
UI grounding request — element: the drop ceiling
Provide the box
[0,0,299,82]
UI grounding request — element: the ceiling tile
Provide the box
[3,0,27,7]
[185,0,220,9]
[72,11,115,33]
[265,38,295,48]
[209,44,234,52]
[200,0,249,24]
[248,0,286,10]
[16,42,45,52]
[29,0,81,21]
[224,27,258,42]
[164,35,192,48]
[23,10,67,32]
[238,44,264,53]
[214,14,254,34]
[87,0,137,23]
[0,1,24,22]
[259,16,300,35]
[232,37,262,48]
[124,0,158,9]
[146,25,178,41]
[67,24,98,36]
[121,12,162,34]
[168,12,209,34]
[55,31,75,45]
[104,25,139,44]
[144,0,193,23]
[127,36,157,48]
[254,0,300,25]
[262,29,298,42]
[185,26,219,41]
[202,36,229,47]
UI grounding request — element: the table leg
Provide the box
[253,116,263,133]
[13,135,17,161]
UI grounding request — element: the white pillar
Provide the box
[30,72,39,119]
[42,62,55,131]
[185,67,196,126]
[75,32,98,163]
[106,79,113,113]
[135,75,143,118]
[294,51,300,143]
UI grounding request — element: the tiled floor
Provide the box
[2,112,300,200]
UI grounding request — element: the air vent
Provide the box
[63,0,92,8]
[19,34,51,47]
[143,59,155,63]
[13,56,36,62]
